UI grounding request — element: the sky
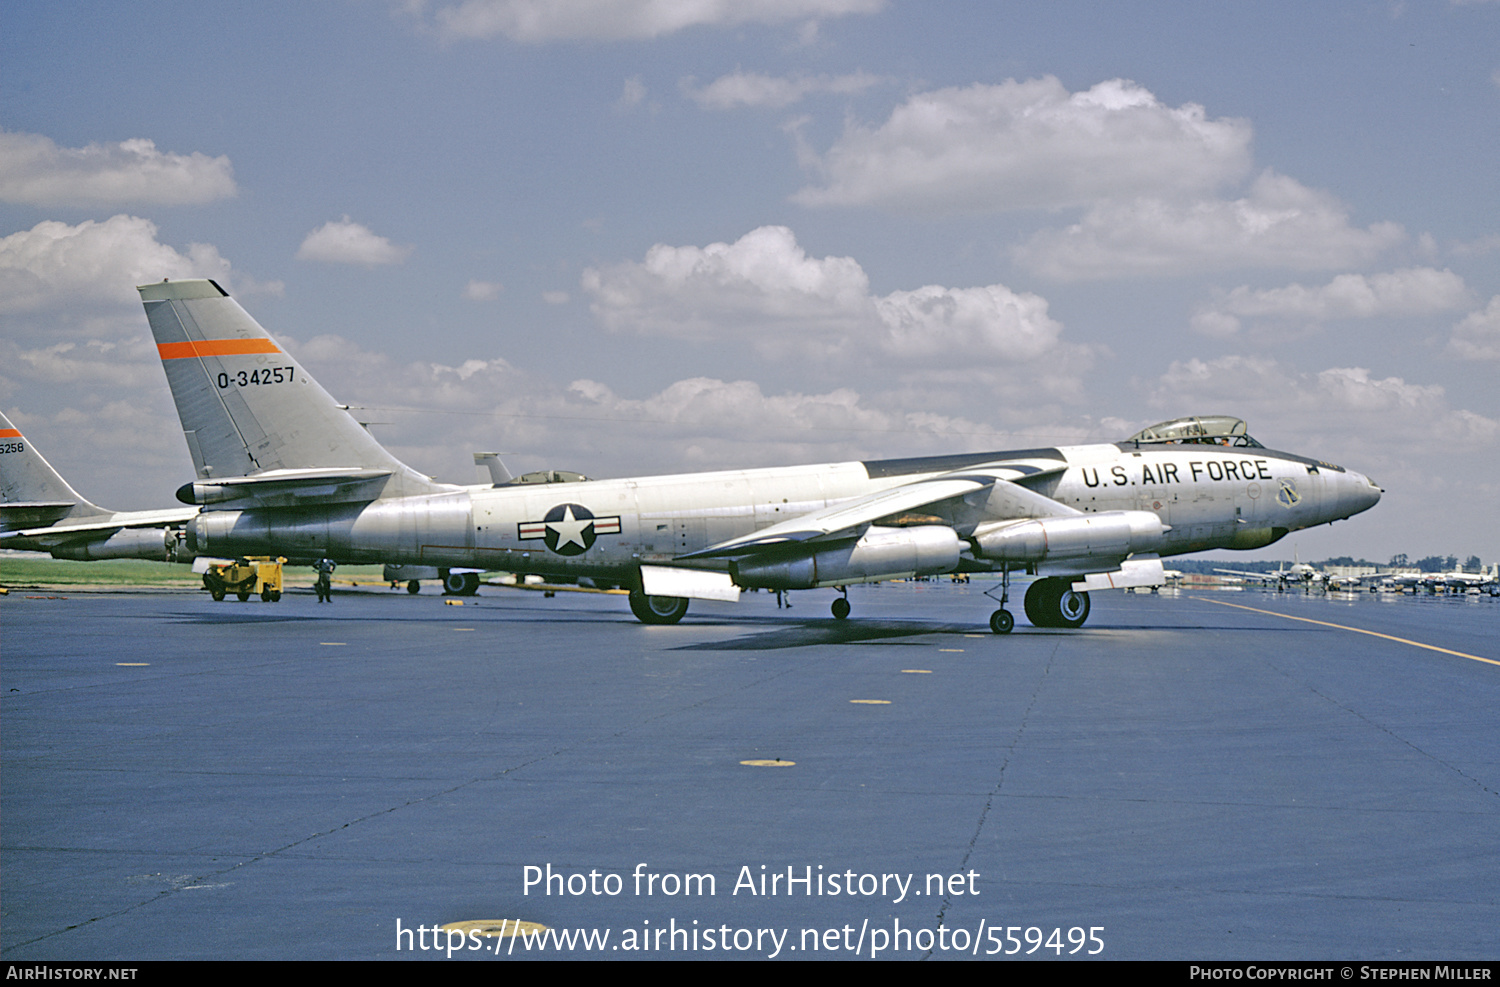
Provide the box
[2,0,1497,564]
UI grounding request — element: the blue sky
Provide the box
[3,0,1498,561]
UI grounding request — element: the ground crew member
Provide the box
[314,558,336,603]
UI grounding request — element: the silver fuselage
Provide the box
[185,441,1381,581]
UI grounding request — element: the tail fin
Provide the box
[138,280,448,499]
[0,410,107,530]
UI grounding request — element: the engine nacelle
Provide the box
[51,527,173,562]
[731,525,962,590]
[187,495,475,564]
[971,510,1165,563]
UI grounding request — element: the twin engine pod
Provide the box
[970,510,1166,563]
[731,525,962,590]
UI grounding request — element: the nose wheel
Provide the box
[984,568,1015,634]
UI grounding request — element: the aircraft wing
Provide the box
[1213,568,1280,582]
[678,466,1073,560]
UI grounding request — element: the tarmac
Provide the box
[2,580,1497,961]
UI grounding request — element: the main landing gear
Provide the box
[629,591,689,625]
[442,570,481,596]
[831,587,850,620]
[1023,577,1091,629]
[985,572,1092,632]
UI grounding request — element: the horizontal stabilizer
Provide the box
[177,467,393,506]
[4,507,200,543]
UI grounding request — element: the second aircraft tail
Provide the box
[0,410,107,530]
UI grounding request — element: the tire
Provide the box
[989,609,1014,634]
[628,591,689,625]
[261,587,273,602]
[1024,577,1090,629]
[270,590,281,602]
[237,589,251,602]
[1023,579,1058,627]
[210,588,225,602]
[407,580,421,595]
[831,597,851,620]
[443,571,481,596]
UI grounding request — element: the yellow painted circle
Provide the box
[740,759,795,767]
[850,699,891,704]
[441,919,549,938]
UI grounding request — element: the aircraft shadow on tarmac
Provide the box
[669,617,987,651]
[163,597,1315,647]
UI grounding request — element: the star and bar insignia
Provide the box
[518,503,621,556]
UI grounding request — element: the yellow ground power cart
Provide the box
[203,557,286,602]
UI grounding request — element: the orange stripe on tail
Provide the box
[157,339,282,360]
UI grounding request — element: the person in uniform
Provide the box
[314,558,337,603]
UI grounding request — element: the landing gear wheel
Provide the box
[629,591,689,625]
[1023,579,1056,627]
[443,571,481,596]
[407,580,421,595]
[1024,577,1090,629]
[1055,586,1090,628]
[989,609,1014,634]
[831,597,851,620]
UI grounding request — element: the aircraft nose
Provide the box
[1342,470,1382,517]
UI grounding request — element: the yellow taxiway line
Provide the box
[1193,597,1499,667]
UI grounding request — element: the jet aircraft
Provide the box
[1213,554,1326,591]
[1374,566,1498,594]
[0,410,199,561]
[136,280,1383,631]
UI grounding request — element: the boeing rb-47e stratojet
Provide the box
[0,410,199,561]
[137,279,1382,631]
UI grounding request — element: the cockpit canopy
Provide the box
[1127,416,1264,448]
[504,469,592,485]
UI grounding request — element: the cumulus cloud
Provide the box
[1147,355,1498,458]
[0,215,234,314]
[0,216,276,472]
[0,128,237,207]
[1446,296,1500,360]
[1190,267,1471,336]
[792,77,1252,214]
[296,217,412,266]
[617,75,648,110]
[465,279,504,301]
[1016,171,1405,280]
[279,330,1070,484]
[418,0,884,42]
[581,225,1066,364]
[682,70,882,110]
